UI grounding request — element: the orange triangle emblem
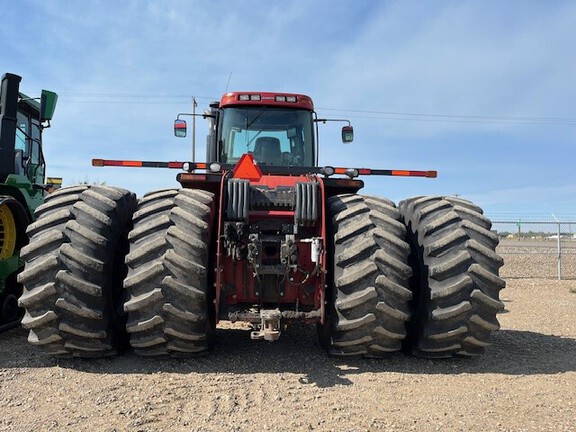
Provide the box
[233,153,263,180]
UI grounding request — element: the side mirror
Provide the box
[40,90,58,122]
[174,119,187,138]
[342,125,354,143]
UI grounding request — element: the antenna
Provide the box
[225,72,232,93]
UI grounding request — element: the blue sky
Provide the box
[2,1,575,218]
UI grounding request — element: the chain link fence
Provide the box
[492,219,576,280]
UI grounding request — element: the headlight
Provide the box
[322,166,335,177]
[209,162,222,173]
[345,168,359,178]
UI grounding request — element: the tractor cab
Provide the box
[14,94,46,184]
[0,73,58,187]
[174,92,353,168]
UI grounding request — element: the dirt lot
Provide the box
[1,278,575,432]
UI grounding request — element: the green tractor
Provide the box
[0,72,58,329]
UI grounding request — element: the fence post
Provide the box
[552,214,561,280]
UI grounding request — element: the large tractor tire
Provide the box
[399,196,505,358]
[17,185,137,357]
[123,188,215,357]
[319,194,413,357]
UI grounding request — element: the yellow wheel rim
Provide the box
[0,204,17,260]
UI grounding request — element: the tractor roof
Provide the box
[219,92,314,111]
[18,92,40,114]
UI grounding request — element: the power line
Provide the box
[316,108,576,125]
[58,93,217,101]
[55,92,576,125]
[331,113,576,125]
[317,107,576,123]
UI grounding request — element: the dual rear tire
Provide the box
[17,186,215,358]
[322,194,505,358]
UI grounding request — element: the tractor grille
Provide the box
[295,182,318,225]
[225,179,319,225]
[227,179,250,221]
[250,186,295,209]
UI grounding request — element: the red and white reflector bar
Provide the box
[92,159,207,170]
[331,167,437,178]
[92,158,437,179]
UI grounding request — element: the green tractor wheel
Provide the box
[1,204,24,325]
[0,203,17,260]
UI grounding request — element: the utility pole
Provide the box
[192,97,197,162]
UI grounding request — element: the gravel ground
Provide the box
[1,278,575,432]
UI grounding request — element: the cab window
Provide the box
[219,107,314,166]
[16,111,29,152]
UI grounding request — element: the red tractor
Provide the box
[18,92,505,358]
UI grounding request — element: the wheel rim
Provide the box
[0,204,17,260]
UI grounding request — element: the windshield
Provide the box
[219,107,314,166]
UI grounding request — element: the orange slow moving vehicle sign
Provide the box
[232,153,263,181]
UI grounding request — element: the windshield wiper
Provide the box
[245,107,268,129]
[243,107,268,149]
